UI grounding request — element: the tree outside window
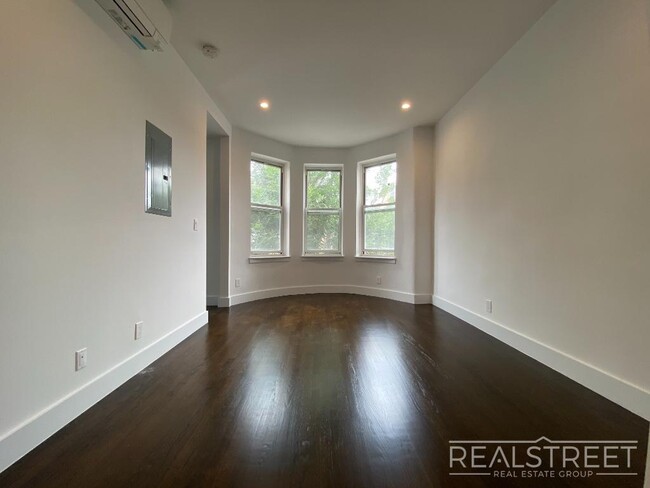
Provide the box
[362,161,396,256]
[250,160,284,255]
[304,167,342,255]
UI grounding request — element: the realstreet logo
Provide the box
[449,437,638,480]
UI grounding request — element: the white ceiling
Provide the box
[166,0,556,147]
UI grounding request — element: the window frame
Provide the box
[358,156,397,259]
[249,155,289,258]
[302,164,344,257]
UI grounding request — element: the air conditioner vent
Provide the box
[95,0,169,52]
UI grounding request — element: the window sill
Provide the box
[249,255,291,264]
[355,255,397,263]
[301,254,344,260]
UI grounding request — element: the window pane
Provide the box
[306,170,341,209]
[251,207,281,252]
[364,162,396,205]
[305,212,340,252]
[250,160,281,206]
[364,206,395,253]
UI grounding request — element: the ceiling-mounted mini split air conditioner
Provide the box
[95,0,172,52]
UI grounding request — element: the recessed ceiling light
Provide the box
[259,100,270,110]
[401,101,412,111]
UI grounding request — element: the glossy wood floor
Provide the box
[0,295,647,487]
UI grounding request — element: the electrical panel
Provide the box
[145,121,172,216]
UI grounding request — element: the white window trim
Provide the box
[249,255,291,263]
[356,154,397,260]
[249,153,290,259]
[355,255,396,263]
[302,164,344,257]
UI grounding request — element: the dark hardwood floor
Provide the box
[0,295,647,487]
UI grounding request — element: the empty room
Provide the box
[1,0,649,486]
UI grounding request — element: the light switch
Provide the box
[135,321,143,340]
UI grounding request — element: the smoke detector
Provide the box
[201,44,219,59]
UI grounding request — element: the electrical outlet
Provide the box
[135,321,143,340]
[486,299,493,314]
[376,275,382,285]
[193,218,199,232]
[235,278,241,288]
[75,348,87,371]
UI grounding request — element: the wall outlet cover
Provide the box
[75,348,87,371]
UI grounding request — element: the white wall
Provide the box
[219,137,231,300]
[0,0,230,470]
[206,136,221,300]
[229,128,294,298]
[411,127,435,294]
[434,0,650,418]
[226,127,434,304]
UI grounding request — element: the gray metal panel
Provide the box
[145,121,172,217]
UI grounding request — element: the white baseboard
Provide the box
[0,311,209,474]
[222,285,432,307]
[207,295,230,307]
[432,295,650,421]
[213,296,229,307]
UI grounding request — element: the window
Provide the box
[250,159,286,256]
[304,166,342,255]
[361,160,396,256]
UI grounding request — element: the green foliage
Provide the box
[306,170,341,209]
[363,162,396,254]
[249,161,397,255]
[305,169,341,253]
[365,162,396,205]
[251,208,281,252]
[306,212,340,251]
[251,161,281,206]
[250,161,282,253]
[364,207,395,252]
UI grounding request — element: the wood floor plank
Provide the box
[0,295,647,487]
